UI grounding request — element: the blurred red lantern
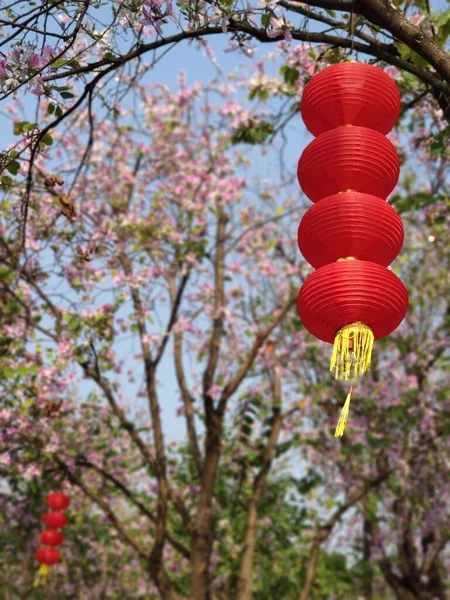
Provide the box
[301,62,401,136]
[35,547,61,565]
[298,192,404,268]
[39,530,64,546]
[297,126,400,202]
[42,512,68,529]
[46,492,70,511]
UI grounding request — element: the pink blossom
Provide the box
[409,12,426,25]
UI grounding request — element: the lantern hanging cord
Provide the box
[335,386,353,437]
[330,322,374,381]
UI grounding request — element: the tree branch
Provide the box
[218,296,296,415]
[78,456,191,560]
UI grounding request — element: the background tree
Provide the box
[0,51,449,599]
[1,0,450,597]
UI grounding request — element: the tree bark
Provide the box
[298,531,326,600]
[362,504,375,600]
[236,364,283,600]
[191,410,223,600]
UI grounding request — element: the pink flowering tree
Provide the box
[0,50,449,600]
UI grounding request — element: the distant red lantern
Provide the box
[42,512,68,529]
[46,492,70,511]
[39,530,64,546]
[298,192,404,268]
[35,547,61,565]
[297,125,400,202]
[301,62,401,136]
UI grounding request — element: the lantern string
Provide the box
[334,386,353,437]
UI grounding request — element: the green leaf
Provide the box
[6,160,20,175]
[51,58,70,69]
[395,42,429,68]
[0,175,13,189]
[13,121,34,135]
[60,91,75,99]
[40,133,53,146]
[231,119,274,145]
[280,65,299,86]
[248,87,270,102]
[435,9,450,27]
[23,122,38,133]
[261,13,271,28]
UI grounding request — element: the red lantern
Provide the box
[297,260,408,344]
[297,126,400,202]
[35,547,61,565]
[39,530,64,546]
[42,512,68,529]
[46,492,70,511]
[298,192,404,268]
[301,62,401,136]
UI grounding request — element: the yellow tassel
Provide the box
[330,322,374,381]
[33,564,51,588]
[334,387,353,437]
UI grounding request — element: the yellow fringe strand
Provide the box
[334,387,353,438]
[33,564,51,588]
[330,322,374,381]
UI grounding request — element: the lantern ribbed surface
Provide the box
[301,63,401,136]
[39,530,64,547]
[35,547,61,565]
[298,192,404,268]
[47,492,70,511]
[297,261,408,343]
[42,512,68,529]
[297,126,400,202]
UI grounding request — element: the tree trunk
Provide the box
[191,411,223,599]
[298,534,324,600]
[362,498,375,600]
[236,378,282,600]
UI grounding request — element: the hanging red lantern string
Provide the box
[35,491,70,586]
[296,62,408,436]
